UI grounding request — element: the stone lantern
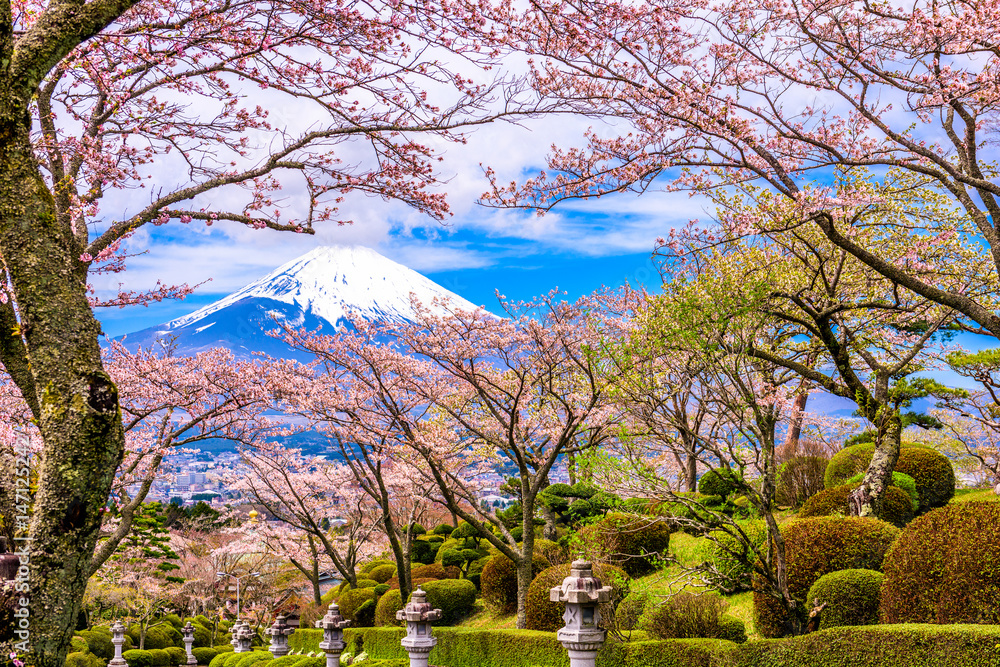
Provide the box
[315,603,351,667]
[549,559,613,667]
[182,622,198,665]
[396,587,442,667]
[266,615,295,657]
[231,620,254,653]
[108,621,128,667]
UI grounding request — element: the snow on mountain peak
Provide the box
[165,245,481,331]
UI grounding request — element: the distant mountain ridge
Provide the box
[121,245,481,357]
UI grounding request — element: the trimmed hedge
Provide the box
[207,653,229,667]
[233,652,271,667]
[149,649,172,667]
[285,625,1000,667]
[806,569,883,629]
[753,516,899,638]
[640,591,745,643]
[361,559,395,576]
[165,647,187,666]
[799,483,913,526]
[77,629,115,660]
[525,562,629,632]
[374,588,404,627]
[414,578,477,625]
[880,501,1000,624]
[192,647,218,665]
[575,512,672,577]
[339,587,379,622]
[480,553,550,615]
[824,443,955,511]
[65,653,105,667]
[262,657,301,667]
[369,564,396,583]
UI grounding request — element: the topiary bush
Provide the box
[360,560,394,576]
[374,589,404,627]
[574,512,671,577]
[432,523,455,536]
[639,591,744,642]
[409,563,459,580]
[124,651,154,667]
[753,516,899,638]
[233,652,271,667]
[353,578,379,589]
[805,568,883,630]
[525,562,629,632]
[192,647,218,665]
[354,599,377,628]
[65,653,105,667]
[338,588,379,622]
[825,443,955,512]
[165,647,187,666]
[799,483,913,526]
[207,653,229,667]
[775,455,829,507]
[148,649,171,667]
[845,471,919,512]
[77,629,114,660]
[368,564,396,584]
[413,579,477,625]
[880,501,1000,624]
[479,553,550,615]
[698,468,743,500]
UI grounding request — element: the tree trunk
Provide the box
[515,495,536,629]
[779,391,809,460]
[685,450,698,492]
[1,112,126,667]
[848,415,902,518]
[567,452,577,486]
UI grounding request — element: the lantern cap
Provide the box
[315,602,351,630]
[396,586,443,622]
[549,559,613,604]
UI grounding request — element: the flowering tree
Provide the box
[0,0,530,660]
[276,320,460,601]
[228,443,385,590]
[391,293,622,628]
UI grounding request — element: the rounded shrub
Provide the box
[65,653,105,667]
[338,587,378,622]
[525,562,629,632]
[162,614,184,630]
[433,523,455,536]
[149,649,171,667]
[374,583,390,596]
[881,501,1000,624]
[192,647,219,665]
[414,578,477,624]
[128,624,180,650]
[264,657,300,667]
[368,564,396,584]
[208,653,229,667]
[78,629,114,660]
[800,484,913,526]
[374,589,404,627]
[574,512,671,577]
[717,616,747,644]
[775,456,829,507]
[825,443,954,511]
[233,653,271,667]
[698,468,742,500]
[410,563,458,580]
[360,560,394,576]
[753,516,899,638]
[354,599,377,627]
[533,538,568,566]
[125,650,155,667]
[480,553,550,615]
[165,647,187,666]
[289,658,325,667]
[70,637,88,654]
[806,568,883,630]
[844,471,918,512]
[213,645,234,654]
[186,621,212,649]
[353,578,379,589]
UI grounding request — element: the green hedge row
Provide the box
[289,624,1000,667]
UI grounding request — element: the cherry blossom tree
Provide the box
[227,443,385,590]
[0,0,535,660]
[391,293,622,628]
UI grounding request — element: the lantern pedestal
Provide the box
[182,622,198,665]
[316,603,351,667]
[397,587,442,667]
[108,621,128,667]
[266,615,295,657]
[549,560,613,667]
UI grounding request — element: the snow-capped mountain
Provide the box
[121,245,482,357]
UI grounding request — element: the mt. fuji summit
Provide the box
[121,245,482,357]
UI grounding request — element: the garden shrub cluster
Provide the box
[574,512,671,577]
[192,647,218,664]
[640,591,746,643]
[805,568,883,630]
[799,483,913,526]
[525,562,629,632]
[698,468,743,500]
[415,578,478,624]
[880,501,1000,624]
[705,519,768,592]
[753,516,899,638]
[65,653,105,667]
[339,587,379,624]
[480,553,550,615]
[824,443,955,511]
[375,588,404,627]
